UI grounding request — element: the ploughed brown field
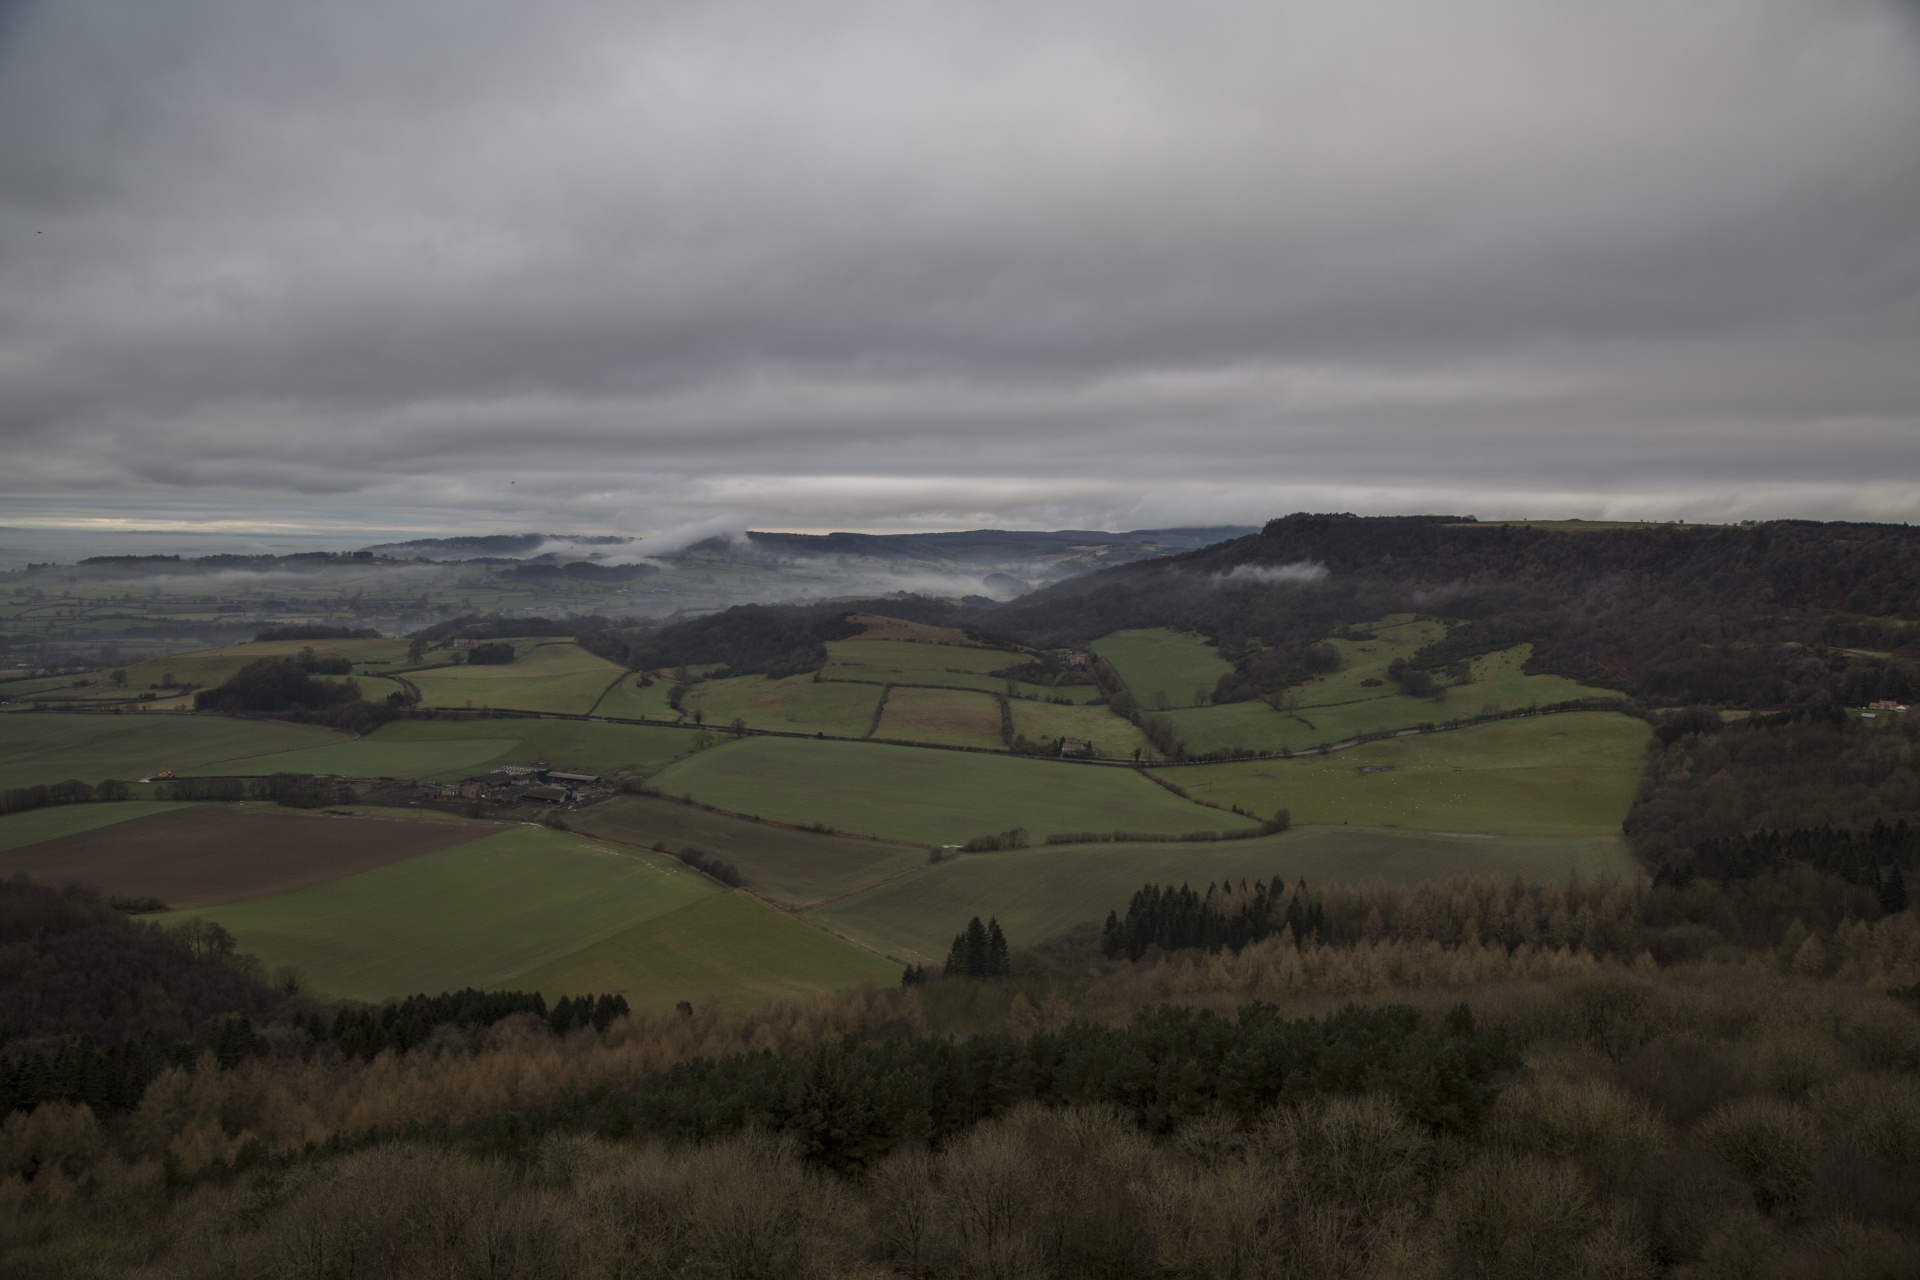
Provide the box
[0,806,497,908]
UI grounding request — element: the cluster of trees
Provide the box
[1101,878,1328,960]
[306,990,551,1061]
[1086,863,1920,970]
[0,881,283,1117]
[505,560,656,583]
[464,1002,1513,1173]
[193,657,363,714]
[943,916,1011,978]
[1627,708,1920,869]
[463,641,516,665]
[611,604,866,679]
[960,827,1028,852]
[253,625,380,642]
[647,841,744,887]
[309,989,629,1061]
[573,596,970,681]
[0,778,128,816]
[1043,812,1289,847]
[1671,821,1915,891]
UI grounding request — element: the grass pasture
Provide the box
[512,892,900,1011]
[0,805,493,907]
[180,734,521,781]
[1161,701,1302,756]
[682,674,881,737]
[180,717,701,782]
[176,825,718,999]
[844,614,992,645]
[1454,644,1620,711]
[570,794,926,905]
[826,637,1018,676]
[0,713,342,790]
[820,636,1028,696]
[1009,700,1153,760]
[405,640,626,715]
[1163,711,1651,836]
[1293,617,1447,708]
[590,675,681,721]
[646,737,1252,846]
[806,826,1636,960]
[875,687,1006,750]
[0,801,187,851]
[1090,629,1234,709]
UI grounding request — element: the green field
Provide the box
[647,737,1252,846]
[1090,629,1235,709]
[875,687,1006,750]
[570,794,926,905]
[180,734,522,781]
[825,637,1018,675]
[590,675,680,721]
[0,636,412,711]
[1449,644,1618,711]
[1293,617,1448,708]
[405,641,626,714]
[682,674,882,737]
[1163,640,1623,753]
[181,717,702,781]
[0,801,190,851]
[1008,699,1154,760]
[1162,712,1650,836]
[819,636,1037,697]
[0,713,342,790]
[806,826,1637,960]
[514,892,899,1011]
[175,823,891,1006]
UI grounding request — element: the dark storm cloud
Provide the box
[1,0,1917,538]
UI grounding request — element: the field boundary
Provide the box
[11,695,1643,780]
[559,824,913,961]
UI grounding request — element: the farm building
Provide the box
[548,770,600,784]
[522,785,569,803]
[1868,700,1909,712]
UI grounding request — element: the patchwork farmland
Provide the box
[0,603,1660,1015]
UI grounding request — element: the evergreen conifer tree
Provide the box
[985,917,1010,977]
[1882,865,1909,914]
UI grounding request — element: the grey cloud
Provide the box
[1,0,1917,537]
[1214,562,1330,587]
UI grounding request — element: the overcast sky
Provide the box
[1,0,1916,539]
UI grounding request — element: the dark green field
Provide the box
[569,794,926,905]
[178,717,700,781]
[0,713,341,790]
[646,737,1253,846]
[1163,712,1650,836]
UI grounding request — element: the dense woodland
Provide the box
[4,871,1920,1276]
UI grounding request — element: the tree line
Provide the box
[458,1001,1514,1173]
